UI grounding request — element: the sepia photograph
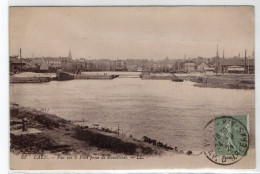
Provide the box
[9,6,255,170]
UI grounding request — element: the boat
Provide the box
[171,74,184,82]
[56,70,74,81]
[115,67,124,71]
[172,78,184,82]
[10,76,51,83]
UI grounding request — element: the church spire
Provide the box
[68,49,72,59]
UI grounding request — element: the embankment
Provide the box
[140,74,174,80]
[10,104,166,155]
[186,75,254,89]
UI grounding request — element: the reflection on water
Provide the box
[10,72,255,151]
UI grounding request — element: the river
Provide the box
[10,72,255,152]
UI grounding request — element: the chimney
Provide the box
[216,44,219,58]
[20,48,22,59]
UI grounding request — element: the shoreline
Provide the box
[185,74,255,89]
[10,103,184,156]
[10,72,255,90]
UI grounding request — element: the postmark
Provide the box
[203,115,249,165]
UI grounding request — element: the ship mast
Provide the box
[244,49,247,74]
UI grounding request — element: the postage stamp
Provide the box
[203,115,249,165]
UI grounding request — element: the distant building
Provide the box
[10,56,25,74]
[114,60,127,71]
[204,67,215,75]
[220,58,254,74]
[39,61,49,72]
[227,66,245,73]
[196,61,209,72]
[127,65,138,72]
[78,58,86,62]
[183,62,196,72]
[44,56,72,68]
[43,50,73,68]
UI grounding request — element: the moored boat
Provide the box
[56,70,74,81]
[10,76,51,83]
[172,78,184,82]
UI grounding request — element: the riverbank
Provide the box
[186,74,254,89]
[10,103,172,156]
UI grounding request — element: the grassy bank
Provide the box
[186,74,254,89]
[10,104,167,156]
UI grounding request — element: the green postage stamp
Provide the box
[204,115,249,165]
[215,115,249,156]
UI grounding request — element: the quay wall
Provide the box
[140,75,173,80]
[140,74,181,81]
[74,74,119,80]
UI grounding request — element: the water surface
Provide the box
[10,72,255,151]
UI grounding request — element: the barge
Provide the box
[10,76,51,83]
[56,71,74,81]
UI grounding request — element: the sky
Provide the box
[9,6,254,60]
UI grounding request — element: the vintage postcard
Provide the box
[9,6,255,170]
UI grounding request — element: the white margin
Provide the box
[1,0,260,173]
